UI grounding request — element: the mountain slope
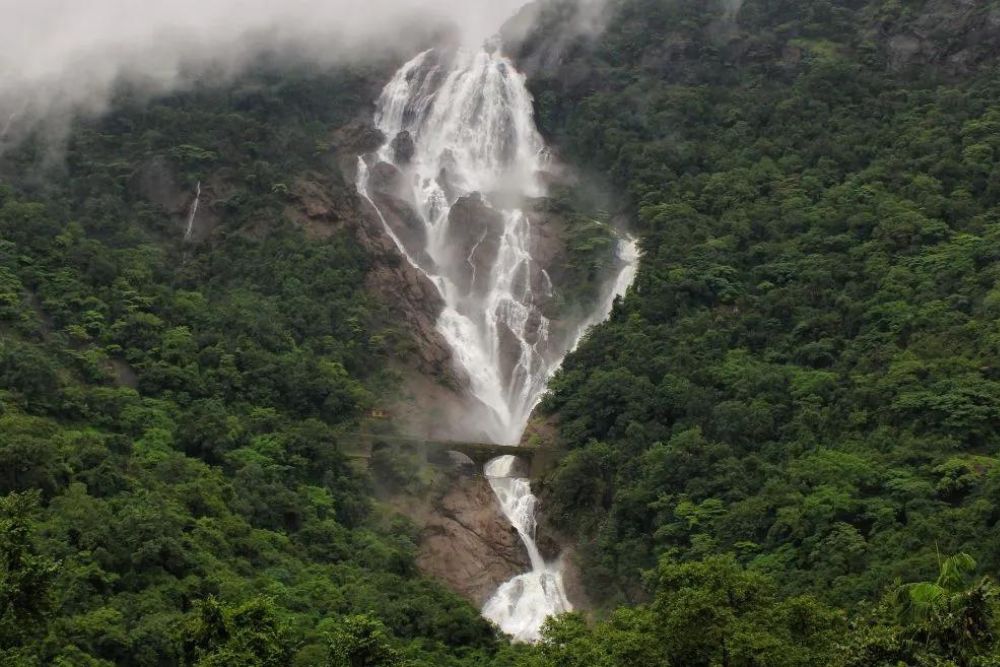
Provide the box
[2,1,1000,665]
[0,60,506,665]
[510,0,1000,609]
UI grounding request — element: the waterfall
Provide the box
[357,42,640,640]
[184,181,201,241]
[358,45,638,445]
[482,455,571,642]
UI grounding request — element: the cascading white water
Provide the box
[566,235,639,355]
[369,46,549,444]
[482,455,571,642]
[358,45,638,445]
[357,41,640,641]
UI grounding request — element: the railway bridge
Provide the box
[341,433,560,477]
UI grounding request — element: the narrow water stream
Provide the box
[184,181,201,241]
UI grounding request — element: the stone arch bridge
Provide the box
[340,433,559,477]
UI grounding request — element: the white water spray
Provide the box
[482,455,571,642]
[184,181,201,241]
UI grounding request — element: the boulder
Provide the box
[443,193,504,296]
[391,130,416,164]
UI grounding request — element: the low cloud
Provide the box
[0,0,535,151]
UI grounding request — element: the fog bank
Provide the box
[0,0,534,149]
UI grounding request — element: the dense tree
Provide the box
[515,0,1000,627]
[3,0,1000,664]
[0,61,501,666]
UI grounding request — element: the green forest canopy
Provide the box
[2,0,1000,665]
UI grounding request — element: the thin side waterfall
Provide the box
[184,181,201,241]
[356,160,438,280]
[357,43,639,641]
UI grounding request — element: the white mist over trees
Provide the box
[0,0,538,148]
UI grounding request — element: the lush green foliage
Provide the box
[531,0,1000,608]
[524,0,1000,662]
[513,552,999,667]
[0,64,502,665]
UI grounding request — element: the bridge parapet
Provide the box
[345,433,560,477]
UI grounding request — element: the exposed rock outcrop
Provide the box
[391,470,531,607]
[327,120,386,176]
[285,177,357,239]
[383,364,502,444]
[524,198,568,315]
[555,546,593,615]
[355,201,454,379]
[366,161,434,267]
[391,130,416,164]
[443,193,505,296]
[287,121,459,382]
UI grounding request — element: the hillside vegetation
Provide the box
[2,0,1000,665]
[518,0,1000,663]
[0,62,506,665]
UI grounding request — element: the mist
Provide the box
[0,0,535,149]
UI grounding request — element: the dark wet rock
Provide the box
[329,120,386,156]
[503,456,531,479]
[368,161,407,196]
[535,527,562,563]
[393,472,531,606]
[371,191,434,268]
[391,130,416,164]
[523,308,545,347]
[355,207,455,379]
[873,1,1000,75]
[496,320,523,391]
[364,161,434,265]
[326,121,387,184]
[443,194,504,296]
[435,149,461,202]
[524,199,571,315]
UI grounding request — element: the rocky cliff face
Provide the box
[131,103,584,610]
[441,194,505,297]
[298,121,462,383]
[390,468,531,607]
[366,160,436,269]
[132,116,461,384]
[125,81,544,614]
[871,0,1000,75]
